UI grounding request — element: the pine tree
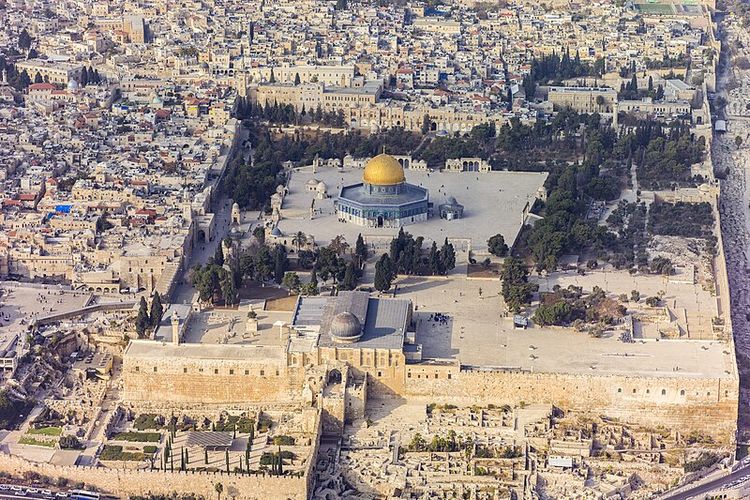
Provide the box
[136,296,149,338]
[149,291,163,328]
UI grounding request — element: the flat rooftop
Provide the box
[182,308,293,346]
[403,271,734,379]
[274,165,547,251]
[124,339,286,362]
[293,292,409,350]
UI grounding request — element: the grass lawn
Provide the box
[113,431,161,442]
[100,445,146,461]
[19,436,55,447]
[28,426,62,436]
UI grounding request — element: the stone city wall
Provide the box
[122,358,307,403]
[400,366,738,444]
[0,453,308,499]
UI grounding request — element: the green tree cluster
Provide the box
[500,258,538,312]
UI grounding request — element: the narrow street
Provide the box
[171,126,251,305]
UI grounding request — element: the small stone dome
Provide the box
[271,227,282,237]
[329,312,362,343]
[316,181,327,192]
[67,79,79,91]
[306,178,319,187]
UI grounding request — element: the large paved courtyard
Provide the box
[402,272,733,379]
[275,164,548,252]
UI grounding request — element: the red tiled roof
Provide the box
[29,83,56,91]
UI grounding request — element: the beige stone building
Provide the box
[547,86,617,114]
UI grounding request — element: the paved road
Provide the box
[660,465,750,499]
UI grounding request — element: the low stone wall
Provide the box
[0,453,308,499]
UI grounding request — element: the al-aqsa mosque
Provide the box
[335,153,429,228]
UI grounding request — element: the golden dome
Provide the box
[363,154,405,186]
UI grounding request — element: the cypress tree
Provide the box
[135,296,149,337]
[149,291,163,328]
[355,233,367,265]
[374,254,393,292]
[440,239,456,274]
[341,262,356,291]
[428,241,441,275]
[214,242,224,266]
[309,267,318,292]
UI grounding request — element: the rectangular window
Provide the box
[229,369,234,375]
[135,366,140,372]
[245,370,249,375]
[183,368,187,373]
[214,369,219,374]
[260,370,265,376]
[153,366,157,372]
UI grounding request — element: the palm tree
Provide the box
[329,235,349,256]
[215,482,224,500]
[292,231,306,252]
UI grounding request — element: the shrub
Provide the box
[272,435,295,446]
[59,435,83,450]
[114,431,161,442]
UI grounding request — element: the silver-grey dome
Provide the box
[329,311,362,342]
